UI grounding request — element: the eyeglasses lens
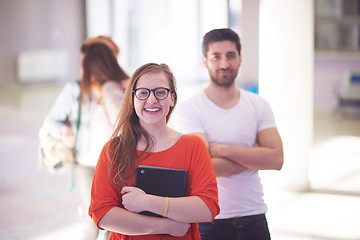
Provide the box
[154,88,168,99]
[135,88,169,100]
[136,89,149,100]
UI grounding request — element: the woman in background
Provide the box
[83,35,120,58]
[41,38,129,240]
[89,63,219,239]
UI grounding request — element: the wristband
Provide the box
[163,197,170,218]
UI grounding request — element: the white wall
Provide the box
[0,0,85,85]
[314,53,360,111]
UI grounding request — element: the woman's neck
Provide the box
[137,126,179,152]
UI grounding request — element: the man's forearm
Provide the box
[212,157,247,177]
[211,144,283,171]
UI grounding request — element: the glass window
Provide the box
[314,0,360,52]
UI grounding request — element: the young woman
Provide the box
[40,40,129,240]
[89,63,219,239]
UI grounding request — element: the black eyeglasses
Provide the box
[133,87,171,100]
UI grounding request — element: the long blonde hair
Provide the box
[106,63,177,186]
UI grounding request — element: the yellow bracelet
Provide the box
[163,197,170,218]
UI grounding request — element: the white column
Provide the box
[259,0,314,191]
[199,0,228,35]
[112,0,130,70]
[240,0,260,87]
[85,0,111,37]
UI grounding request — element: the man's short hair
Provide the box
[202,28,241,56]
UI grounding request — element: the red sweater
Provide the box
[89,134,219,240]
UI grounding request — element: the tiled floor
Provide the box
[1,83,359,240]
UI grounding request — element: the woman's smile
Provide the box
[144,107,161,112]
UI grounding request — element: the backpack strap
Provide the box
[73,81,81,157]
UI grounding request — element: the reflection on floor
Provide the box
[0,83,359,240]
[310,111,360,194]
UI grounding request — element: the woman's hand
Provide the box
[121,186,148,213]
[60,125,76,148]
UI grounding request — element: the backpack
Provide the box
[39,85,81,174]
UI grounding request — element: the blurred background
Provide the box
[0,0,359,239]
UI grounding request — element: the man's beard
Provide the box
[209,69,237,87]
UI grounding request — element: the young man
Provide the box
[174,28,284,240]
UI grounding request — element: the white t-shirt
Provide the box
[77,81,123,166]
[77,104,113,166]
[174,89,276,219]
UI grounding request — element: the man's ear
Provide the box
[202,55,208,68]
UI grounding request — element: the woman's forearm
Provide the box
[145,195,213,223]
[121,186,214,223]
[98,206,189,236]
